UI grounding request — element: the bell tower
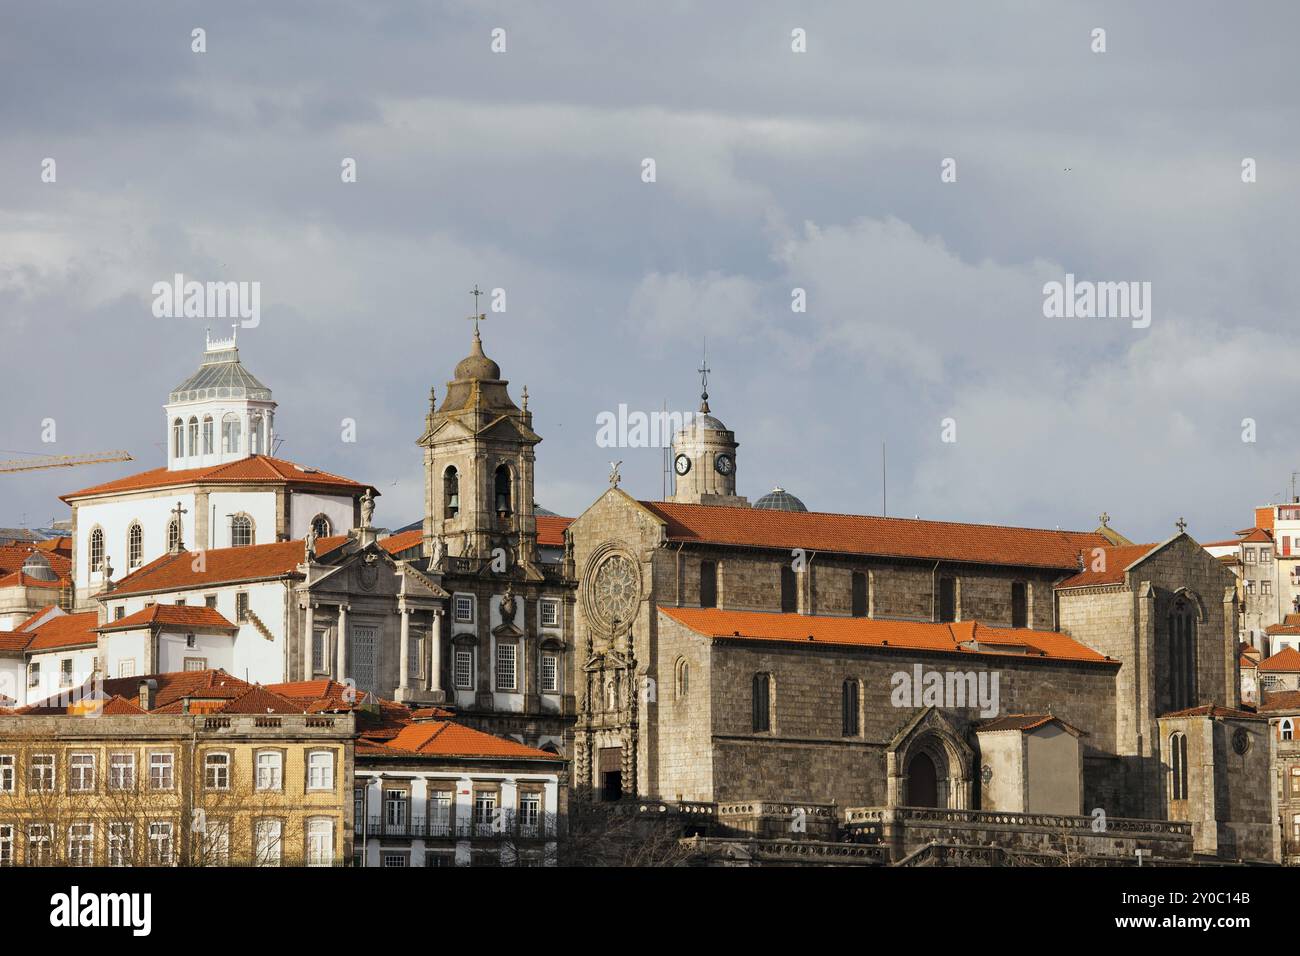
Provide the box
[418,301,542,569]
[668,354,748,507]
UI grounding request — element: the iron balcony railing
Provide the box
[358,810,557,841]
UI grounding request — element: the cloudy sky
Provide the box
[1,1,1297,544]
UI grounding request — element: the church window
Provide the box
[851,572,868,617]
[494,464,512,516]
[1169,732,1189,800]
[1168,598,1198,711]
[443,467,460,519]
[408,634,423,679]
[221,414,241,455]
[496,642,517,691]
[310,514,331,538]
[202,416,214,455]
[312,630,326,673]
[1011,581,1028,628]
[842,679,860,736]
[675,658,689,699]
[172,418,184,459]
[89,527,104,572]
[700,561,718,608]
[1283,719,1294,742]
[187,417,199,457]
[752,672,772,733]
[230,514,253,547]
[780,566,797,613]
[938,577,957,623]
[454,595,474,623]
[540,598,560,628]
[166,518,182,553]
[453,648,474,689]
[541,653,558,692]
[127,522,143,568]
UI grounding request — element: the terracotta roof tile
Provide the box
[659,607,1111,664]
[638,501,1109,570]
[977,713,1085,736]
[61,455,373,502]
[1258,690,1300,714]
[536,516,573,547]
[1055,543,1160,589]
[1241,528,1275,544]
[1259,647,1300,672]
[97,603,237,633]
[106,536,345,596]
[0,632,30,652]
[379,530,422,555]
[24,611,99,652]
[217,685,304,714]
[382,721,563,761]
[1161,703,1262,720]
[14,606,59,632]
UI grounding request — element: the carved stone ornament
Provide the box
[590,553,639,631]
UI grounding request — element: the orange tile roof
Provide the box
[13,605,59,632]
[216,685,303,715]
[410,706,457,720]
[1161,703,1261,720]
[659,606,1112,664]
[24,611,99,652]
[379,529,423,555]
[1054,543,1160,589]
[105,536,345,596]
[1241,528,1274,544]
[1259,647,1300,672]
[536,515,573,547]
[0,571,67,589]
[381,721,563,761]
[97,603,237,633]
[61,455,373,502]
[1265,624,1300,636]
[0,632,31,652]
[636,501,1109,570]
[1240,654,1257,669]
[977,713,1085,736]
[0,545,70,582]
[97,695,148,715]
[1258,690,1300,714]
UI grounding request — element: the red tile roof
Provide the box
[97,603,237,633]
[378,721,563,761]
[24,611,99,652]
[1161,703,1262,720]
[1241,528,1274,544]
[61,455,373,502]
[1258,691,1300,714]
[0,632,31,652]
[1259,647,1300,673]
[1055,543,1160,589]
[216,685,303,715]
[379,530,422,555]
[659,606,1112,664]
[536,516,573,547]
[636,501,1109,570]
[0,571,67,589]
[106,536,346,596]
[0,545,71,583]
[977,713,1085,736]
[13,606,59,632]
[1240,654,1257,669]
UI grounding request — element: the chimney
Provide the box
[137,679,157,711]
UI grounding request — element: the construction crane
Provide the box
[0,450,133,474]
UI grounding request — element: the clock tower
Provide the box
[668,363,748,508]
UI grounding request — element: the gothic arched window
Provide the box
[675,658,689,700]
[1168,597,1198,711]
[187,417,199,458]
[202,415,214,455]
[443,467,459,519]
[89,527,104,572]
[172,418,184,459]
[1169,731,1189,800]
[231,514,253,548]
[166,518,182,553]
[127,522,143,569]
[494,464,512,516]
[842,678,860,737]
[1283,719,1294,742]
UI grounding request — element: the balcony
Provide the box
[357,811,557,841]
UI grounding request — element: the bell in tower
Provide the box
[417,298,543,569]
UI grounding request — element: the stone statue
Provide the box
[431,534,446,566]
[500,582,516,621]
[608,460,622,487]
[462,531,472,557]
[360,489,375,528]
[304,528,318,560]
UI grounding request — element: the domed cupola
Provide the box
[453,328,502,382]
[668,354,749,508]
[754,487,807,512]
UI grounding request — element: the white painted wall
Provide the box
[289,491,355,539]
[208,492,278,549]
[26,646,98,703]
[0,658,26,705]
[74,492,199,597]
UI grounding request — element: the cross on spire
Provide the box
[698,339,711,412]
[1176,516,1187,534]
[468,285,487,333]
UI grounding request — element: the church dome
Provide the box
[754,487,807,512]
[454,330,501,381]
[20,551,58,582]
[170,339,272,403]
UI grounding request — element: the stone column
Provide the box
[336,604,349,682]
[303,603,315,681]
[428,609,443,695]
[399,603,411,691]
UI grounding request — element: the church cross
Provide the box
[467,285,487,333]
[171,501,189,549]
[1176,516,1187,534]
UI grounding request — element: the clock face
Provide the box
[714,453,733,475]
[674,454,691,476]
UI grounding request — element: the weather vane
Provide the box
[468,284,487,333]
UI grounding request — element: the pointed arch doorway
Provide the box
[906,751,940,808]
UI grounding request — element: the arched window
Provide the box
[494,464,512,515]
[675,658,689,700]
[842,678,860,736]
[166,518,183,553]
[443,467,459,519]
[89,527,104,572]
[202,415,214,455]
[1283,719,1294,742]
[1168,597,1198,711]
[310,514,331,539]
[851,571,868,617]
[699,561,717,608]
[1169,732,1189,800]
[249,413,263,455]
[127,522,143,568]
[230,514,253,548]
[752,672,772,732]
[172,418,184,459]
[187,417,199,457]
[221,414,241,455]
[780,566,797,613]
